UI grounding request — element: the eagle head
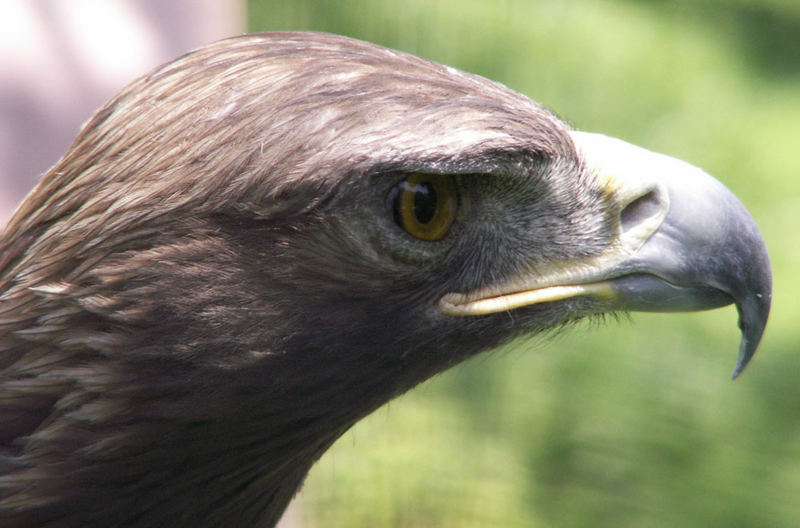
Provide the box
[0,32,770,527]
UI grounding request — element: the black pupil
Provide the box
[413,182,437,224]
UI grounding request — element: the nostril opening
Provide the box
[621,190,662,232]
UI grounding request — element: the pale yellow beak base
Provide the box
[439,282,617,316]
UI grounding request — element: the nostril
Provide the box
[621,190,663,233]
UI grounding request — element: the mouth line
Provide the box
[439,280,618,316]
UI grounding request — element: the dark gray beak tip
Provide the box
[731,333,756,380]
[730,234,772,380]
[731,289,772,380]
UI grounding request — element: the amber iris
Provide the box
[392,174,457,241]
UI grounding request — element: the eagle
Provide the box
[0,32,770,527]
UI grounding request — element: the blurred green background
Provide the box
[248,1,799,526]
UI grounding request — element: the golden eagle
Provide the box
[0,33,770,527]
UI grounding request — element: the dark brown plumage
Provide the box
[0,32,770,527]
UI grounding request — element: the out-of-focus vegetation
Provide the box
[248,1,799,526]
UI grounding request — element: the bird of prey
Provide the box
[0,32,770,527]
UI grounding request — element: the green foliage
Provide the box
[248,1,799,526]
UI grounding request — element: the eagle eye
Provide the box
[391,174,458,241]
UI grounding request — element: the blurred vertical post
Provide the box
[0,0,243,224]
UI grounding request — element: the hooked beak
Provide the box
[440,132,772,379]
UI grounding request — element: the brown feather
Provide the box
[0,32,592,527]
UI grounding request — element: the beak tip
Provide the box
[731,348,752,380]
[730,293,771,380]
[731,356,747,380]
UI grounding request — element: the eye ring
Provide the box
[390,174,458,241]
